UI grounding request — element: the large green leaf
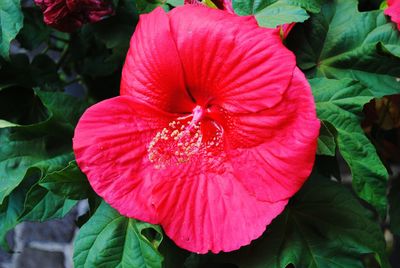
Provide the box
[0,129,48,205]
[166,0,184,6]
[0,129,74,207]
[255,2,309,28]
[310,78,388,215]
[191,176,389,268]
[285,0,323,13]
[287,0,400,97]
[74,202,164,268]
[232,0,325,28]
[0,167,76,250]
[316,121,336,156]
[0,170,37,250]
[19,183,77,222]
[0,89,88,205]
[40,161,92,200]
[0,0,24,59]
[232,0,323,15]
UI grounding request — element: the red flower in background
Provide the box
[73,5,320,253]
[385,0,400,30]
[34,0,114,32]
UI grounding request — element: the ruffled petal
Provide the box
[152,165,288,253]
[226,68,320,202]
[120,7,194,113]
[73,96,176,223]
[168,5,296,113]
[385,0,400,30]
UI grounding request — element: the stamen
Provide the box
[147,106,224,169]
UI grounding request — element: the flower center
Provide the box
[147,106,224,169]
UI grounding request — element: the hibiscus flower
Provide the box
[385,0,400,30]
[34,0,114,32]
[73,5,320,253]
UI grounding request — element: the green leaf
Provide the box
[135,0,170,14]
[197,176,390,268]
[310,78,388,215]
[0,170,38,250]
[18,184,77,222]
[285,0,323,13]
[17,7,51,50]
[0,119,18,128]
[0,0,24,59]
[0,59,108,254]
[74,202,164,268]
[40,161,92,200]
[202,0,218,9]
[0,129,51,206]
[255,2,309,28]
[166,0,184,6]
[0,166,76,250]
[0,89,88,205]
[34,90,88,128]
[287,0,400,97]
[233,0,279,15]
[317,121,336,156]
[380,1,388,10]
[232,0,323,15]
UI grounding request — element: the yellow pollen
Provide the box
[147,106,224,169]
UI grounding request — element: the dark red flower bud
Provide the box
[34,0,114,32]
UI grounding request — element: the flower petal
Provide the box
[168,5,296,113]
[152,166,288,253]
[226,68,320,202]
[385,0,400,30]
[120,7,194,113]
[73,96,176,223]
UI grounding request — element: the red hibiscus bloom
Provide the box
[34,0,114,32]
[385,0,400,30]
[73,5,320,253]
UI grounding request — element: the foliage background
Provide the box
[1,0,400,267]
